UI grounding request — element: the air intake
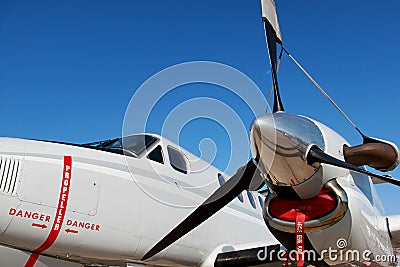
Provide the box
[0,157,20,195]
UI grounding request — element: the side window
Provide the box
[147,145,164,164]
[167,146,190,174]
[217,173,225,186]
[247,191,256,209]
[237,193,244,203]
[258,196,264,208]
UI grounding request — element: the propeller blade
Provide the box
[141,159,260,261]
[344,142,398,172]
[265,23,284,113]
[307,146,400,187]
[262,0,284,112]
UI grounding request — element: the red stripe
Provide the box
[25,156,72,267]
[295,212,305,267]
[25,253,39,267]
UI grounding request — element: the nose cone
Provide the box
[250,113,325,187]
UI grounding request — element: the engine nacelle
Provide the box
[262,179,348,233]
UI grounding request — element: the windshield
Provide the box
[91,134,158,157]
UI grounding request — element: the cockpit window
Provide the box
[92,134,158,157]
[147,145,164,164]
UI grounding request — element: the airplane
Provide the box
[1,1,400,267]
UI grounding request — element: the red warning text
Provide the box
[66,219,100,231]
[9,208,50,223]
[54,162,72,231]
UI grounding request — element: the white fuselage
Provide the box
[0,135,278,266]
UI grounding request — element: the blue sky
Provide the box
[1,1,400,215]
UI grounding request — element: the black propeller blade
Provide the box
[141,159,261,261]
[265,20,284,113]
[307,146,400,187]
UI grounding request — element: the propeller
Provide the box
[142,0,400,261]
[141,158,261,261]
[307,145,400,187]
